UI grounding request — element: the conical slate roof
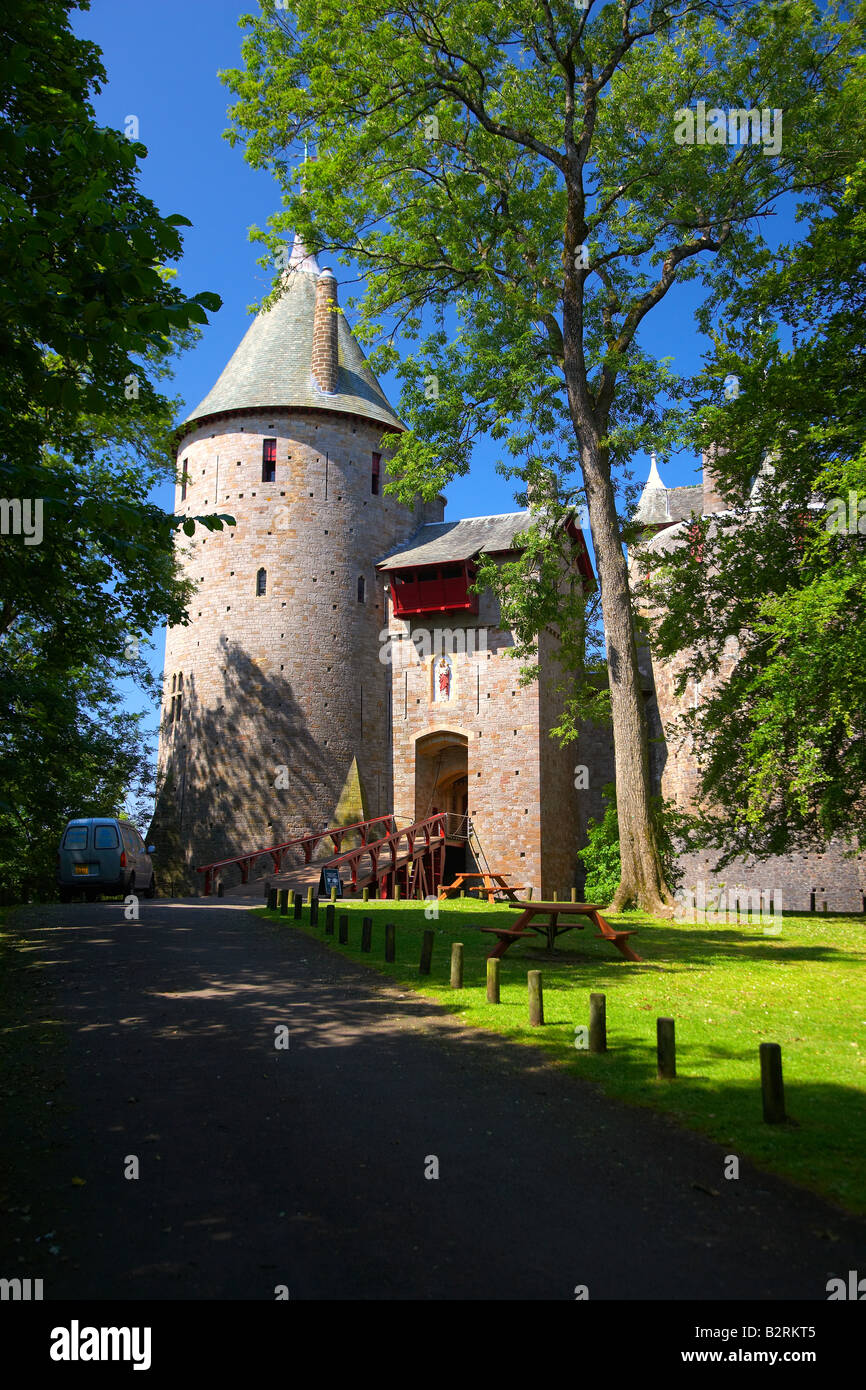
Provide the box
[181,236,402,433]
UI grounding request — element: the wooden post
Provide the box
[385,922,395,962]
[279,888,289,916]
[394,884,401,902]
[330,885,338,903]
[589,992,606,1052]
[362,886,370,902]
[307,885,313,905]
[310,895,319,926]
[526,887,533,901]
[657,1018,676,1079]
[528,970,544,1025]
[760,1042,786,1123]
[570,888,577,903]
[338,913,349,944]
[325,904,335,935]
[486,957,500,1004]
[361,916,372,952]
[450,942,464,989]
[419,929,434,975]
[293,892,303,919]
[267,888,278,911]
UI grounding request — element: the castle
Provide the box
[150,235,864,913]
[150,235,593,896]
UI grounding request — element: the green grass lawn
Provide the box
[256,896,866,1214]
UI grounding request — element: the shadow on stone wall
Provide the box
[149,642,343,892]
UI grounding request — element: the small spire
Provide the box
[646,451,666,489]
[286,231,320,276]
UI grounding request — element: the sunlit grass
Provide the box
[257,896,866,1214]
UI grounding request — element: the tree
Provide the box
[223,0,858,910]
[636,53,866,861]
[0,0,232,894]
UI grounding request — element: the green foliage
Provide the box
[577,793,622,904]
[0,0,230,896]
[641,52,866,860]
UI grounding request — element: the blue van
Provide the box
[57,818,156,902]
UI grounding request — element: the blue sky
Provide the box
[72,0,793,773]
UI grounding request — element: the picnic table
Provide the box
[438,871,528,905]
[479,900,642,962]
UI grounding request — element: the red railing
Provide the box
[197,815,396,896]
[320,812,447,898]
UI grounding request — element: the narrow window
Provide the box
[256,567,267,596]
[262,438,277,483]
[176,672,183,721]
[371,452,381,495]
[180,460,188,501]
[357,576,366,603]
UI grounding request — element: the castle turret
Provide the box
[151,234,444,881]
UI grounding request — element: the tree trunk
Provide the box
[578,430,674,916]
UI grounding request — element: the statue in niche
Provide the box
[434,655,452,702]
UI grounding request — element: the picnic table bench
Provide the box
[479,900,642,962]
[438,871,528,904]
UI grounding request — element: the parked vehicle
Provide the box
[56,818,156,902]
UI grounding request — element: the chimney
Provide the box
[702,441,728,515]
[311,268,338,394]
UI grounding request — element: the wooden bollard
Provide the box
[385,922,395,962]
[310,895,319,925]
[330,885,338,903]
[570,887,577,903]
[450,942,464,989]
[325,904,335,935]
[361,916,372,952]
[293,892,303,919]
[338,913,349,944]
[362,886,370,902]
[528,970,544,1025]
[419,929,434,975]
[487,957,500,1003]
[279,888,289,916]
[267,888,278,911]
[760,1042,786,1123]
[526,886,533,901]
[307,885,313,905]
[657,1017,676,1079]
[589,992,607,1052]
[394,884,401,902]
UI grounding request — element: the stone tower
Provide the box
[150,235,444,881]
